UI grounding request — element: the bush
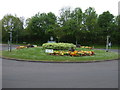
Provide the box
[42,43,76,50]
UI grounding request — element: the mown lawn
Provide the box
[2,47,118,62]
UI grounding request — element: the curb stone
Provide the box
[1,56,118,63]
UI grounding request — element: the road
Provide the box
[1,44,119,88]
[1,44,19,51]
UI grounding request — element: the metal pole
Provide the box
[8,32,12,52]
[106,35,110,52]
[8,40,10,51]
[10,32,12,52]
[16,29,18,44]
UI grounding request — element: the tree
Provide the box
[58,7,83,44]
[58,7,71,26]
[97,11,114,44]
[44,12,57,40]
[58,7,74,43]
[2,14,24,43]
[98,11,114,36]
[26,12,57,43]
[110,15,120,44]
[71,7,83,45]
[53,26,65,42]
[26,13,46,43]
[83,7,97,31]
[82,7,98,44]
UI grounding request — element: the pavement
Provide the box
[0,44,119,88]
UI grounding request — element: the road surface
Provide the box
[1,44,119,88]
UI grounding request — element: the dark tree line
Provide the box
[1,7,120,45]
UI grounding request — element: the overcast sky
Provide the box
[0,0,119,20]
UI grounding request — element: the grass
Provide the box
[2,47,118,62]
[90,44,120,49]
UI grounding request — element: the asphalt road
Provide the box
[1,44,119,88]
[1,44,19,51]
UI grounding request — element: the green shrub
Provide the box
[42,43,76,50]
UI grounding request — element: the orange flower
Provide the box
[74,51,78,54]
[70,52,76,56]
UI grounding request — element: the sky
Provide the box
[0,0,119,20]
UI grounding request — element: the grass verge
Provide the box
[2,47,118,62]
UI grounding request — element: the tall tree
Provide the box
[111,15,120,44]
[83,7,97,31]
[26,12,57,43]
[58,7,71,26]
[82,7,98,44]
[58,7,74,43]
[45,12,57,40]
[98,11,114,36]
[53,25,65,42]
[97,11,114,44]
[71,7,83,45]
[2,14,23,43]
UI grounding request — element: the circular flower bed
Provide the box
[49,50,95,56]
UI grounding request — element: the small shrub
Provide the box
[42,43,76,50]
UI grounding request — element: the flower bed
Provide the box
[49,50,95,56]
[16,46,27,49]
[16,45,37,49]
[80,46,93,49]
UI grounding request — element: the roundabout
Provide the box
[1,44,118,63]
[1,44,118,88]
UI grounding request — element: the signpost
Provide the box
[8,18,13,52]
[45,49,53,53]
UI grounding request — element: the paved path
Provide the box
[1,44,119,88]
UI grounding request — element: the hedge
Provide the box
[42,43,76,50]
